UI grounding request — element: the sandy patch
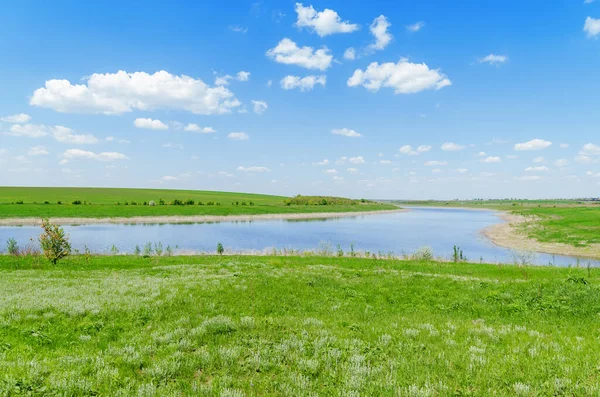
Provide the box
[483,212,600,260]
[0,209,407,226]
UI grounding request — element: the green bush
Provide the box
[6,238,19,256]
[39,219,71,265]
[217,242,224,255]
[72,200,82,205]
[185,199,195,205]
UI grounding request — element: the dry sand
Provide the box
[483,212,600,259]
[0,209,406,226]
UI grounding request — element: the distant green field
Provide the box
[395,199,600,248]
[0,187,396,218]
[1,254,599,395]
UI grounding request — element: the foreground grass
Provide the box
[0,187,395,219]
[1,255,599,395]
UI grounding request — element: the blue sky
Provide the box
[1,0,599,199]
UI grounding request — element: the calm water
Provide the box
[1,207,597,267]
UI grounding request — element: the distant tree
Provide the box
[39,219,71,265]
[217,242,224,255]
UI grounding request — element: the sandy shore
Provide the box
[483,212,600,260]
[0,209,407,226]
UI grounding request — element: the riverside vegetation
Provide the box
[1,252,599,395]
[0,187,395,219]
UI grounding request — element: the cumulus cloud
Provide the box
[237,166,271,172]
[348,59,451,94]
[163,142,184,150]
[533,156,544,163]
[481,156,501,163]
[555,159,568,167]
[62,148,129,162]
[525,166,549,172]
[30,70,241,115]
[424,160,448,166]
[251,100,268,115]
[417,145,431,153]
[266,38,332,70]
[314,159,329,166]
[184,124,216,133]
[280,75,326,91]
[580,143,600,156]
[52,125,99,144]
[478,54,508,65]
[160,176,179,182]
[1,113,31,123]
[347,167,359,173]
[584,17,600,38]
[332,128,361,137]
[236,71,251,81]
[348,156,365,164]
[324,169,338,174]
[406,21,425,32]
[294,3,359,37]
[134,118,169,130]
[514,139,552,151]
[368,15,393,51]
[28,145,49,156]
[441,142,465,151]
[399,145,418,155]
[228,132,249,140]
[343,47,356,60]
[5,124,49,138]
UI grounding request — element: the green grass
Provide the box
[1,254,599,395]
[0,187,396,219]
[395,199,600,249]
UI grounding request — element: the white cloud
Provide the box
[294,3,359,37]
[237,166,271,173]
[368,15,393,51]
[478,54,508,65]
[266,38,332,70]
[160,175,179,182]
[533,156,545,163]
[515,176,541,181]
[333,176,344,181]
[215,75,233,86]
[478,151,487,157]
[399,145,418,155]
[332,128,361,137]
[1,113,31,123]
[163,142,184,149]
[514,139,552,151]
[28,145,48,156]
[576,155,596,164]
[560,143,569,148]
[184,124,216,133]
[314,159,329,166]
[417,145,431,153]
[348,59,451,94]
[347,167,358,173]
[380,160,392,164]
[587,171,600,177]
[406,21,425,32]
[236,71,251,81]
[457,168,468,173]
[52,125,99,144]
[228,132,249,140]
[219,171,234,177]
[525,166,549,172]
[62,148,129,162]
[280,75,326,91]
[580,143,600,156]
[30,70,241,115]
[324,169,338,174]
[441,142,465,151]
[5,124,49,138]
[348,156,365,164]
[584,17,600,38]
[555,159,568,167]
[481,156,501,163]
[229,25,248,34]
[59,159,69,165]
[251,100,268,115]
[343,47,356,60]
[134,118,169,130]
[424,160,448,166]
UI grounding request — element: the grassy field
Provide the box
[1,254,599,395]
[396,199,600,249]
[0,187,396,219]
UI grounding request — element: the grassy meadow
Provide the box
[0,187,396,219]
[396,199,600,250]
[1,254,600,395]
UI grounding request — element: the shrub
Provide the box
[198,201,204,206]
[185,199,195,205]
[171,199,183,206]
[134,245,141,256]
[148,200,156,206]
[158,199,165,205]
[154,242,164,256]
[217,242,224,255]
[130,201,137,206]
[43,201,49,205]
[413,246,434,261]
[143,242,153,256]
[16,200,24,204]
[39,219,72,265]
[6,238,19,256]
[72,200,82,205]
[57,201,62,205]
[110,245,119,255]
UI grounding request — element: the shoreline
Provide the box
[0,208,407,226]
[483,212,600,260]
